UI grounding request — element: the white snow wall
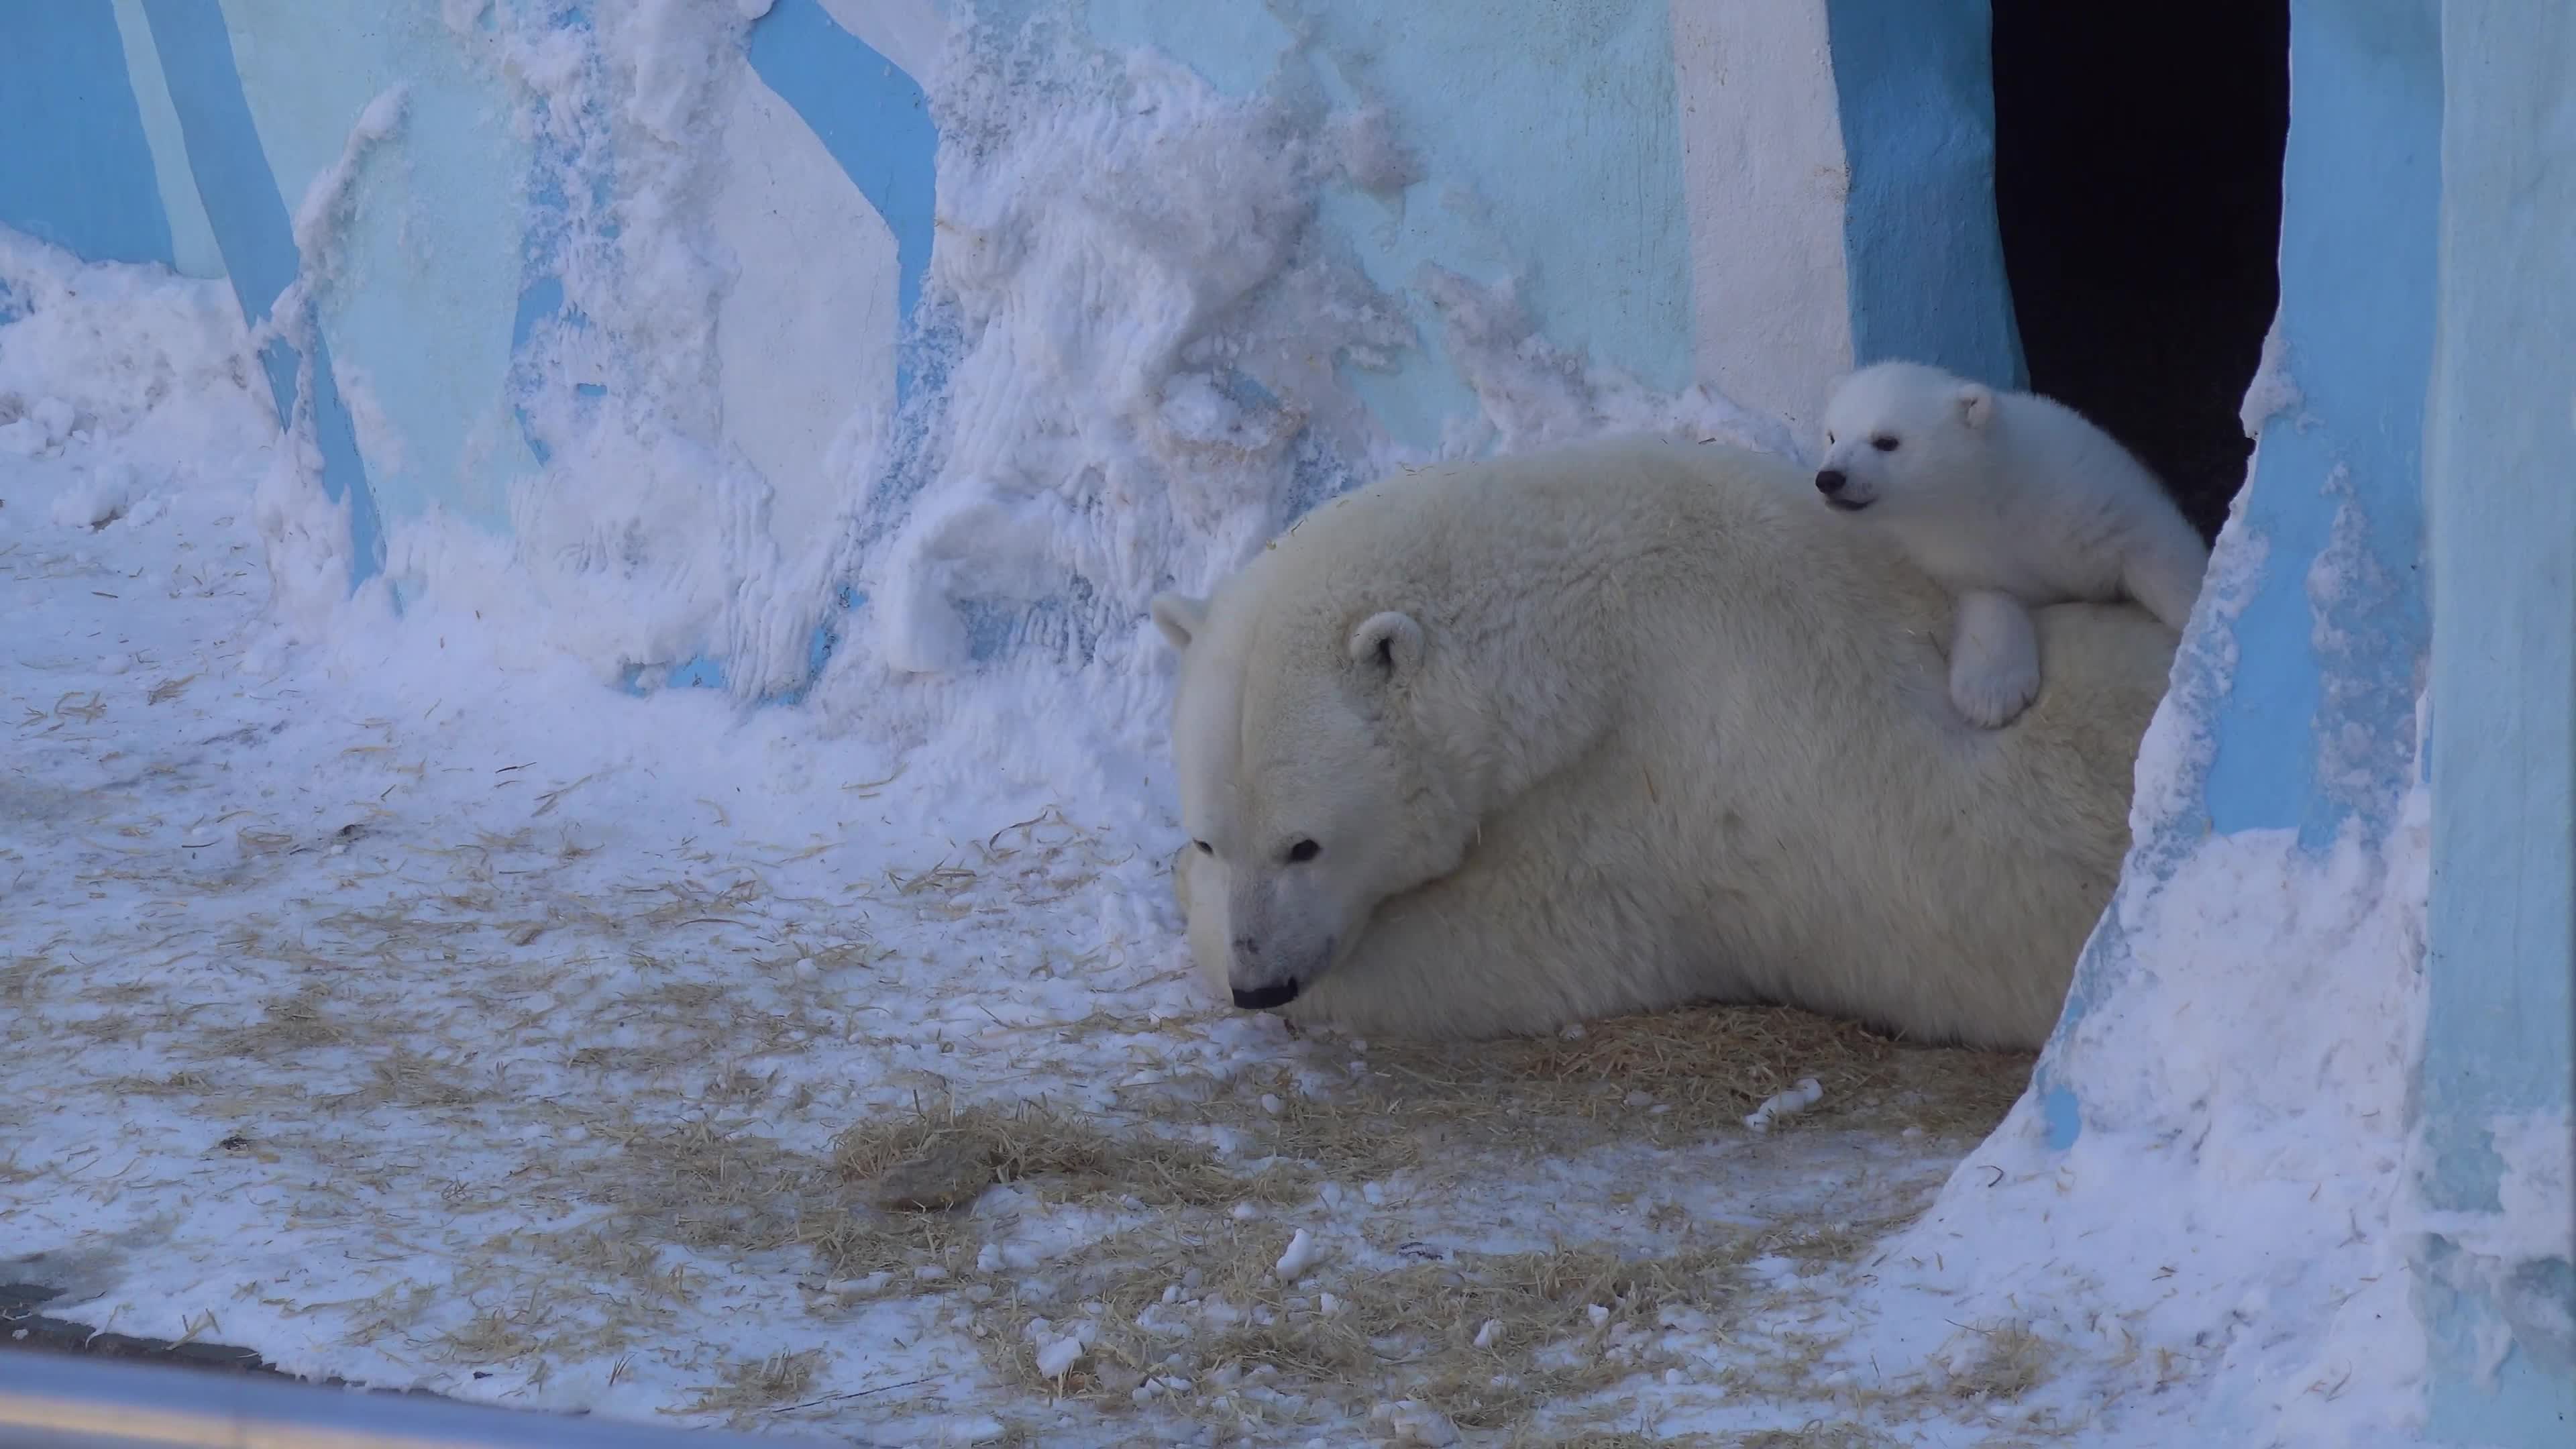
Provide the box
[4,0,2033,714]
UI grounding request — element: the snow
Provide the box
[1743,1077,1824,1133]
[2239,315,2304,438]
[1271,1229,1320,1281]
[0,223,1971,1446]
[1032,1336,1083,1381]
[46,464,140,530]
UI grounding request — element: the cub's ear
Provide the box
[1150,592,1209,652]
[1957,382,1996,430]
[1348,610,1424,678]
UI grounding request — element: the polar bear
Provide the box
[1813,360,2209,729]
[1150,435,2178,1051]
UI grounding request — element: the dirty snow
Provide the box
[2,229,2005,1446]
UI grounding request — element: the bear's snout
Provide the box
[1227,922,1330,1010]
[1815,468,1869,511]
[1232,981,1300,1010]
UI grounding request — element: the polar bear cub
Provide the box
[1813,360,2210,728]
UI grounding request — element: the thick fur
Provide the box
[1152,434,2177,1051]
[1815,360,2209,727]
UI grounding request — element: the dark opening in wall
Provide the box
[1990,1,2291,543]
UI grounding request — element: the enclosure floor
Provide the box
[3,454,2102,1449]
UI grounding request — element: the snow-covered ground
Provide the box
[2,234,2092,1448]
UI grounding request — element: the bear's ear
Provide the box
[1957,382,1996,430]
[1348,610,1424,678]
[1150,592,1209,652]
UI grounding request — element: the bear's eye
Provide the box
[1871,435,1899,453]
[1825,432,1835,446]
[1193,839,1214,856]
[1285,839,1320,864]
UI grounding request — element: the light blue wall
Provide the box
[2420,4,2576,1439]
[2198,0,2440,846]
[0,7,176,272]
[215,0,537,536]
[1823,0,2024,390]
[139,0,386,588]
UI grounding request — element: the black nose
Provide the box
[1233,981,1299,1010]
[1815,468,1847,496]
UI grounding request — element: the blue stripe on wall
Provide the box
[724,0,941,700]
[745,0,937,405]
[2196,0,2438,844]
[0,6,177,268]
[1824,0,2025,390]
[138,0,385,591]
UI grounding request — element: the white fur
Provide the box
[1152,435,2179,1050]
[1815,360,2210,728]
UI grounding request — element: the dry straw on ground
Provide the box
[13,769,2053,1444]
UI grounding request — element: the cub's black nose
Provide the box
[1232,982,1300,1010]
[1815,468,1848,496]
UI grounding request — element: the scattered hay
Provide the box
[593,1116,837,1260]
[679,1348,828,1418]
[8,755,2039,1447]
[208,985,348,1056]
[1723,1430,1899,1449]
[1944,1322,2056,1403]
[1190,1003,2034,1187]
[976,1210,1758,1434]
[832,1101,1307,1216]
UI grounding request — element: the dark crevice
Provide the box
[1992,0,2292,543]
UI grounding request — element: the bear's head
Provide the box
[1150,587,1477,1012]
[1812,360,1999,517]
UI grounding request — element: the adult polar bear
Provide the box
[1152,435,2177,1051]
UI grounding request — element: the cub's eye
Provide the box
[1285,839,1321,863]
[1824,432,1836,445]
[1871,435,1900,453]
[1193,840,1214,855]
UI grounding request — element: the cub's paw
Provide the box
[1950,657,2041,729]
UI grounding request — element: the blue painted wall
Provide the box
[138,0,386,589]
[2420,3,2576,1438]
[1824,0,2025,391]
[1079,0,1694,453]
[2035,0,2443,1148]
[0,7,177,270]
